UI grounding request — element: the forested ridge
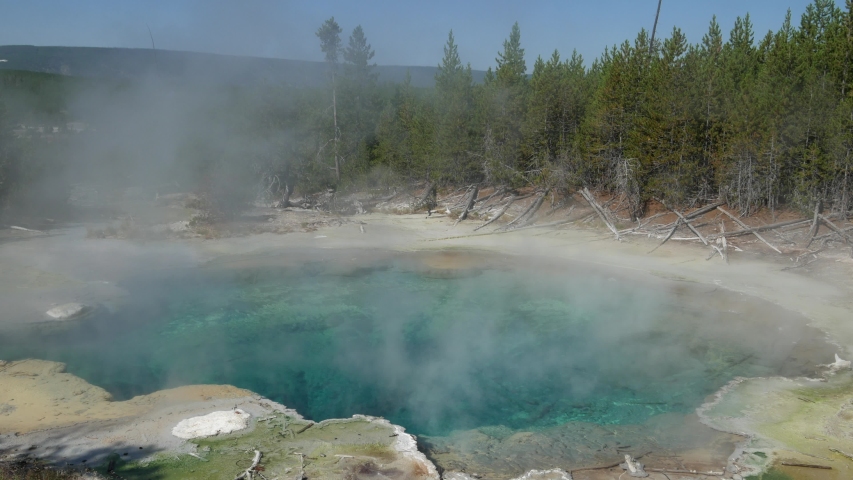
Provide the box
[1,0,852,221]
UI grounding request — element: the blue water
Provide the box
[0,258,816,437]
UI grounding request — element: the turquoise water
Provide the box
[0,258,819,437]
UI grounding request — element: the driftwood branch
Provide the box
[234,450,262,480]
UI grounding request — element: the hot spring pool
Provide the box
[0,251,829,474]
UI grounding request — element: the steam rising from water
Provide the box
[0,255,823,438]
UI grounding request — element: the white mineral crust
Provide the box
[171,409,251,439]
[45,303,90,320]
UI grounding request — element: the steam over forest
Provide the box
[1,0,852,220]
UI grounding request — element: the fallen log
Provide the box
[453,186,479,227]
[779,462,832,470]
[499,190,547,231]
[649,219,681,254]
[517,189,550,228]
[659,200,708,245]
[717,207,782,254]
[295,422,314,434]
[8,225,44,233]
[684,200,726,220]
[814,225,853,241]
[620,212,669,234]
[708,218,811,239]
[581,188,621,240]
[817,214,851,244]
[475,195,516,231]
[473,186,505,205]
[647,467,724,476]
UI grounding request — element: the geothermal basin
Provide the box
[0,237,835,478]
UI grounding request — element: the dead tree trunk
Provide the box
[709,217,811,239]
[649,219,681,253]
[500,190,548,231]
[684,201,726,220]
[453,186,479,227]
[818,213,852,244]
[581,188,621,240]
[717,206,782,254]
[517,189,550,227]
[660,200,708,245]
[416,183,437,214]
[473,187,505,207]
[805,202,821,247]
[475,195,516,231]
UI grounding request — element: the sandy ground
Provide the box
[2,208,853,478]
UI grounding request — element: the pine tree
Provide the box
[479,22,529,185]
[434,30,475,182]
[340,25,380,178]
[316,17,343,183]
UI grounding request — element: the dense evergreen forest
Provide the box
[1,0,852,220]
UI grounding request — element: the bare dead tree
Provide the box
[649,0,663,55]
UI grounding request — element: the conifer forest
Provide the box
[2,0,852,220]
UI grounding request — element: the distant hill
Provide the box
[0,45,487,88]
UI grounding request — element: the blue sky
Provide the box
[0,1,841,70]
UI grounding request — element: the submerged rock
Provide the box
[619,455,648,477]
[45,303,91,321]
[171,408,251,439]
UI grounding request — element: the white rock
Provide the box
[45,303,90,320]
[820,353,852,374]
[171,409,251,439]
[829,354,852,371]
[620,454,649,477]
[511,469,573,480]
